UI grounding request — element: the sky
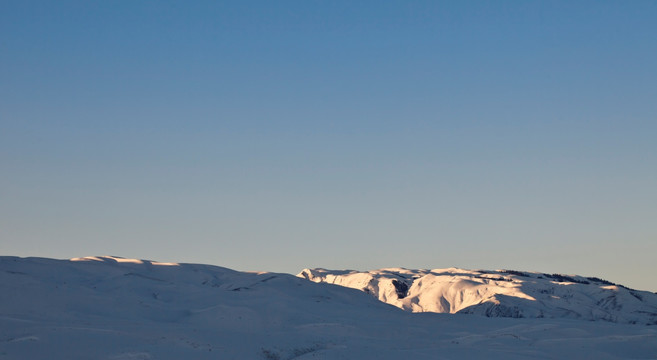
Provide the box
[1,1,656,291]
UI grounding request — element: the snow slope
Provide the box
[1,256,656,359]
[299,267,657,325]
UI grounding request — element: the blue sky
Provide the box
[2,1,656,291]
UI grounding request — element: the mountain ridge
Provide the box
[298,267,657,325]
[2,255,656,359]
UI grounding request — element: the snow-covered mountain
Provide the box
[299,267,657,325]
[2,256,656,359]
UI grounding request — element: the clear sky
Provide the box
[1,1,656,291]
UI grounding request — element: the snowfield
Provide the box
[299,267,657,325]
[1,256,656,359]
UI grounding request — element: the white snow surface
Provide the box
[299,267,657,325]
[1,256,655,359]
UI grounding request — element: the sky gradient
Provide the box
[2,1,656,291]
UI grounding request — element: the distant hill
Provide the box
[299,267,657,325]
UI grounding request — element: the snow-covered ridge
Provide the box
[298,267,657,325]
[2,256,657,359]
[71,255,180,266]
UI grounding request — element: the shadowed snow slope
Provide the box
[299,267,657,325]
[1,256,656,359]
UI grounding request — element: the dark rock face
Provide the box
[544,273,590,285]
[391,279,409,299]
[501,270,529,277]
